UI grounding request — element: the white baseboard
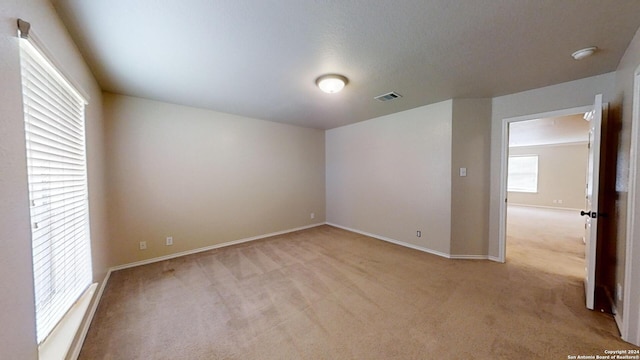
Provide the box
[68,270,112,360]
[508,203,581,212]
[110,223,325,271]
[326,222,451,259]
[326,223,497,261]
[449,254,489,260]
[615,313,623,335]
[488,256,504,263]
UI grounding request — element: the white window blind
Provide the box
[19,38,92,344]
[508,155,539,193]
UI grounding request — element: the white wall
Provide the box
[489,72,616,258]
[104,94,326,266]
[0,1,109,358]
[326,101,453,255]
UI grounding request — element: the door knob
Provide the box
[581,210,597,218]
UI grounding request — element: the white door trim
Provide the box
[497,105,594,263]
[622,65,640,346]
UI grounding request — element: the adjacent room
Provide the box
[506,114,590,278]
[3,1,640,359]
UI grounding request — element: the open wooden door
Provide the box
[582,94,603,310]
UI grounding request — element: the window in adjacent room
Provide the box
[19,31,92,344]
[508,155,539,193]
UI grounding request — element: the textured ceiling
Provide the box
[52,0,640,129]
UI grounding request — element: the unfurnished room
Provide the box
[4,1,640,359]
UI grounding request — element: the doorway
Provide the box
[505,114,590,279]
[497,103,601,305]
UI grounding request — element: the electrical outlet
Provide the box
[310,212,315,219]
[417,230,422,237]
[139,241,147,250]
[166,236,173,246]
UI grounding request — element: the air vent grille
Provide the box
[374,91,402,102]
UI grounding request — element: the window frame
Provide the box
[19,34,93,344]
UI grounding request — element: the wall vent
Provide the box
[374,91,402,102]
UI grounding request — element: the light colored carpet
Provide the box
[506,204,586,279]
[79,216,637,359]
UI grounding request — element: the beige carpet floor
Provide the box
[506,204,586,279]
[80,213,638,359]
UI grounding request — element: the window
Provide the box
[19,36,92,343]
[508,155,538,193]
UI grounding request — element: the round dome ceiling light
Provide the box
[571,47,597,60]
[316,74,348,94]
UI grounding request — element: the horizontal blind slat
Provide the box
[23,55,84,113]
[31,204,88,235]
[31,201,88,226]
[25,103,83,140]
[27,146,85,164]
[27,156,86,169]
[23,78,84,132]
[29,185,86,198]
[26,126,85,154]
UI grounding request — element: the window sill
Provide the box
[38,283,97,360]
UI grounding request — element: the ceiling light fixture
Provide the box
[316,74,348,94]
[571,47,597,60]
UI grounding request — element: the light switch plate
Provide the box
[459,167,467,177]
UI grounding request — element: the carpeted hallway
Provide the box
[80,218,636,359]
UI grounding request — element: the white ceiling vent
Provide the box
[374,91,402,102]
